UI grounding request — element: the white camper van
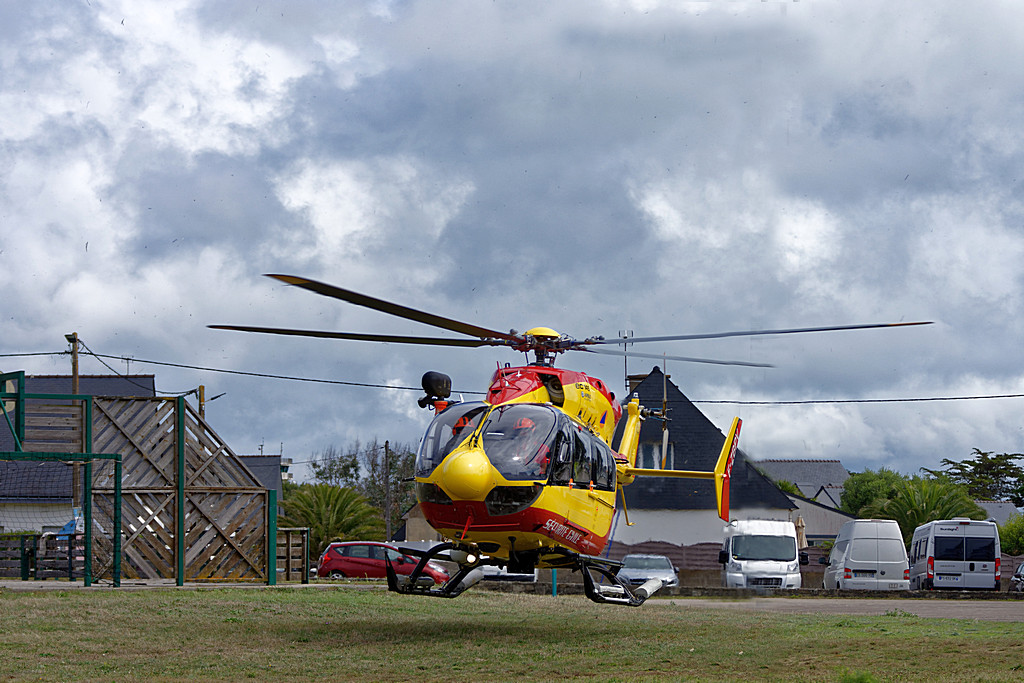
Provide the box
[719,519,807,589]
[820,519,910,591]
[909,519,1001,591]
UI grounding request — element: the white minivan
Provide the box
[719,519,808,589]
[820,519,910,591]
[908,519,1001,591]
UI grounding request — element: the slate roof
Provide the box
[977,500,1019,526]
[0,461,72,502]
[754,458,850,498]
[812,484,845,508]
[613,366,794,512]
[239,455,283,499]
[1,374,156,500]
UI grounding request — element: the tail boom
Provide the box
[621,415,741,522]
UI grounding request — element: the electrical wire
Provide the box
[76,341,195,397]
[2,350,1022,404]
[694,394,1024,405]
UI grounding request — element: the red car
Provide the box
[317,541,450,585]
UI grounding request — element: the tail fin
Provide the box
[714,417,741,522]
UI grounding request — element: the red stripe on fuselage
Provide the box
[419,500,612,555]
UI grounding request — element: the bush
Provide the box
[999,513,1024,555]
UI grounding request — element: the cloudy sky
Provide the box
[3,0,1023,480]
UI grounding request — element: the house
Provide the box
[977,500,1019,526]
[0,374,155,533]
[238,455,288,501]
[608,367,795,548]
[754,458,850,505]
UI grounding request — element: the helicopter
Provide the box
[212,274,930,606]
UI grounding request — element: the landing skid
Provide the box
[577,556,664,607]
[386,543,665,607]
[386,542,488,599]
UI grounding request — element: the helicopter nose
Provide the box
[440,448,495,501]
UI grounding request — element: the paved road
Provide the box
[665,597,1024,622]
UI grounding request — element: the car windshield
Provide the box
[416,402,489,477]
[624,556,672,570]
[480,404,558,481]
[731,534,797,562]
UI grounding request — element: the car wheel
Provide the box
[329,570,345,579]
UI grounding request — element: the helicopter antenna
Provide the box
[619,330,633,393]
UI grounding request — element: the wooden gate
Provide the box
[90,396,269,582]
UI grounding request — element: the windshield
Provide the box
[623,556,673,570]
[730,534,797,562]
[480,404,557,481]
[415,402,489,477]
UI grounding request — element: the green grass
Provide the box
[0,587,1022,681]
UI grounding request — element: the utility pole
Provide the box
[66,332,79,395]
[66,332,80,507]
[384,440,392,541]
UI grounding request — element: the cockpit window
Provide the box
[415,402,489,477]
[480,404,557,481]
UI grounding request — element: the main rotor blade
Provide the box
[266,274,519,342]
[208,324,499,347]
[578,346,774,368]
[587,321,933,346]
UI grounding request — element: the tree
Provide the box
[309,438,417,540]
[839,468,907,517]
[279,484,382,557]
[921,449,1024,506]
[999,513,1024,556]
[860,477,987,542]
[309,444,361,489]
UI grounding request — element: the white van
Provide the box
[719,519,807,589]
[820,519,909,591]
[908,519,1001,591]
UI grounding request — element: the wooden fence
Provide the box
[15,391,272,583]
[0,533,85,580]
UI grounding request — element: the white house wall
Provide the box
[0,503,73,533]
[609,507,793,546]
[788,497,853,542]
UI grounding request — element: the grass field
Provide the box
[1,586,1022,682]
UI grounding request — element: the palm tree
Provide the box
[280,484,383,557]
[861,477,986,542]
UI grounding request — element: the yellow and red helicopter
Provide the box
[212,274,929,606]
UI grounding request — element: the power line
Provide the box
[694,394,1024,405]
[3,350,1023,404]
[77,341,194,397]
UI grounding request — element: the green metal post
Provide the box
[83,459,92,586]
[176,396,185,586]
[84,399,92,586]
[551,569,558,597]
[267,488,277,586]
[114,456,122,587]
